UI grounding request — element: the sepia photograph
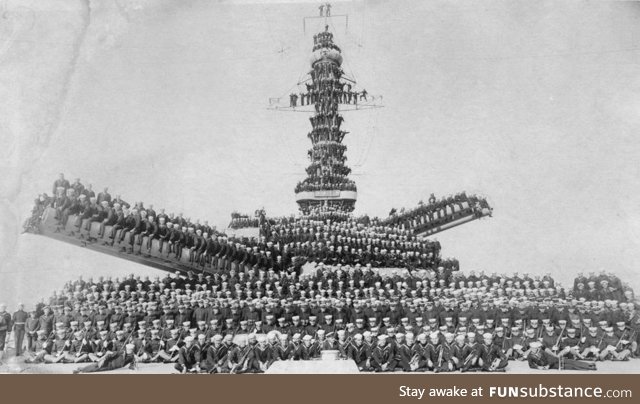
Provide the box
[1,0,640,377]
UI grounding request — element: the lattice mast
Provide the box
[294,25,357,215]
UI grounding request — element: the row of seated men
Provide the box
[295,207,353,222]
[387,195,492,234]
[49,200,448,274]
[45,174,451,272]
[264,220,443,258]
[295,177,356,193]
[37,272,638,337]
[573,272,632,302]
[50,263,575,310]
[228,217,259,230]
[42,295,638,339]
[22,314,635,373]
[35,296,640,343]
[50,173,216,231]
[385,193,477,225]
[266,217,418,242]
[33,192,453,275]
[117,264,557,295]
[6,266,633,371]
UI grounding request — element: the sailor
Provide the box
[450,334,467,370]
[0,303,12,364]
[528,341,596,371]
[370,334,395,372]
[73,343,137,374]
[295,334,319,360]
[25,310,40,353]
[249,335,275,373]
[433,332,455,373]
[580,326,602,360]
[24,330,49,364]
[478,333,507,372]
[274,333,295,361]
[175,336,201,373]
[504,326,527,360]
[599,327,631,361]
[11,303,28,357]
[557,328,583,360]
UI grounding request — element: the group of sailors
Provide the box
[28,175,496,277]
[312,23,336,51]
[306,162,351,178]
[288,32,368,113]
[385,193,493,233]
[28,175,471,275]
[264,218,443,270]
[228,213,259,230]
[307,127,347,143]
[295,203,355,222]
[2,265,637,373]
[309,113,344,130]
[573,272,632,303]
[290,88,366,110]
[294,177,357,193]
[308,142,348,159]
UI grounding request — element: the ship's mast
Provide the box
[294,22,357,218]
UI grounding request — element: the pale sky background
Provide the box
[2,0,640,309]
